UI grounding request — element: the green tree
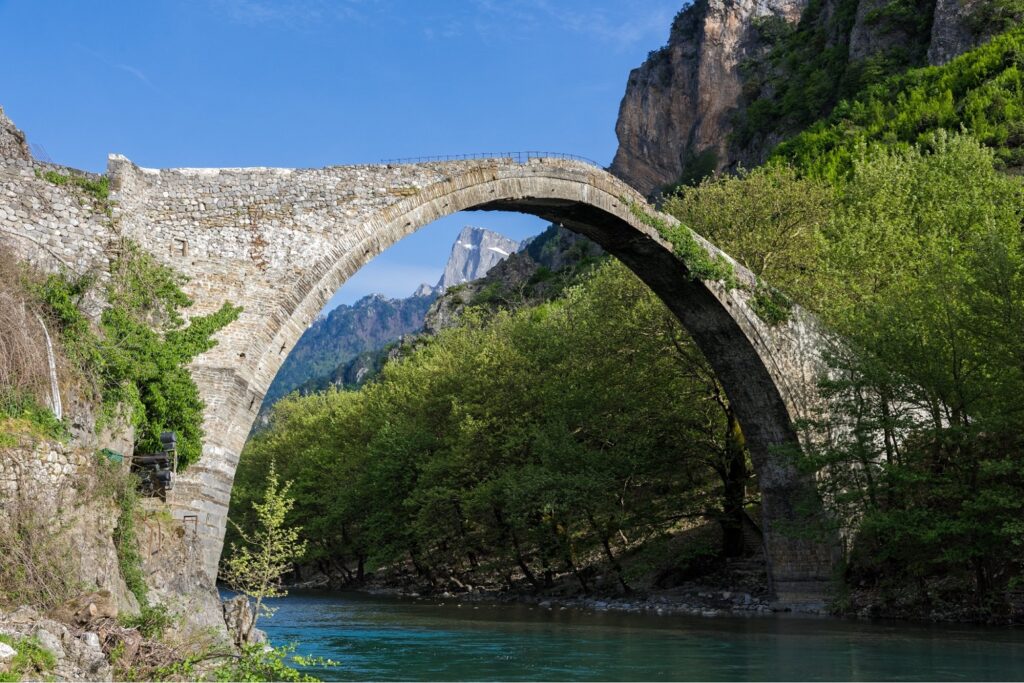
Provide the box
[222,463,307,637]
[805,133,1024,612]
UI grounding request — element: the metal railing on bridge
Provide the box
[380,151,603,167]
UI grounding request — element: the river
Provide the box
[253,590,1024,681]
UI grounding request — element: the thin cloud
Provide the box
[115,64,155,89]
[73,44,163,95]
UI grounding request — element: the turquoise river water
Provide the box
[256,590,1024,681]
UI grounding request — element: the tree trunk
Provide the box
[721,409,749,558]
[493,507,540,590]
[587,512,629,593]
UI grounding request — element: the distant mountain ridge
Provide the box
[261,292,436,409]
[416,226,522,297]
[258,226,520,418]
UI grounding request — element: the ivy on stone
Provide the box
[36,241,241,468]
[624,199,737,287]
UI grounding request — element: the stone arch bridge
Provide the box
[3,147,838,604]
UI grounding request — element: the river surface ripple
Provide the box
[254,589,1024,681]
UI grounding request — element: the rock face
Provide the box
[435,226,521,291]
[0,435,138,615]
[609,0,808,195]
[222,595,267,647]
[49,591,119,627]
[610,0,1005,195]
[927,0,985,65]
[0,106,31,161]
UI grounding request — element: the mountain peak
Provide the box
[436,226,520,292]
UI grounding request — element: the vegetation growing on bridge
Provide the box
[36,167,111,203]
[0,241,241,468]
[624,199,738,288]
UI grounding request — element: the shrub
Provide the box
[773,26,1024,180]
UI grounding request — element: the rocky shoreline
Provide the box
[360,585,786,617]
[288,568,820,618]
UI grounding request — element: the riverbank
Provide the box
[358,583,781,617]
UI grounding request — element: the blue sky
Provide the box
[0,0,682,306]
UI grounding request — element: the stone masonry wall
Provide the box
[0,104,839,604]
[0,434,137,613]
[0,156,113,279]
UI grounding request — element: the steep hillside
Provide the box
[312,225,605,393]
[423,225,604,335]
[262,293,435,407]
[610,0,1019,194]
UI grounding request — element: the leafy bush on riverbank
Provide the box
[27,242,240,467]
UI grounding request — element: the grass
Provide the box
[0,634,57,681]
[37,169,110,202]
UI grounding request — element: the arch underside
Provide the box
[128,160,837,606]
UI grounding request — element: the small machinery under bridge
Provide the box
[131,431,178,501]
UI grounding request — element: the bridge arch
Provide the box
[108,156,837,605]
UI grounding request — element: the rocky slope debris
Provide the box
[0,106,31,161]
[0,607,111,681]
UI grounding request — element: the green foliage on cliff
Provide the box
[113,480,148,608]
[37,168,111,202]
[0,392,68,442]
[37,242,241,467]
[0,634,57,681]
[773,25,1024,180]
[676,122,1024,613]
[734,0,938,149]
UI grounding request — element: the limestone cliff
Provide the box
[926,0,1013,65]
[610,0,1014,195]
[609,0,808,195]
[433,226,521,292]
